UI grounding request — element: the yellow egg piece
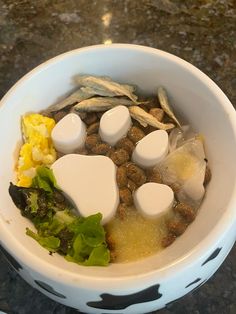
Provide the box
[16,113,56,187]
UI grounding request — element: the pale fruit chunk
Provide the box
[132,130,169,168]
[99,105,132,146]
[158,138,206,208]
[52,113,86,154]
[134,182,174,219]
[51,154,119,224]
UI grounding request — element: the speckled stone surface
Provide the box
[0,0,235,313]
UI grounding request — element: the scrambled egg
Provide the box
[17,114,56,187]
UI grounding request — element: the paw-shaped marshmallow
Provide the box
[132,130,168,168]
[52,113,86,154]
[99,105,132,146]
[134,182,174,219]
[51,154,119,224]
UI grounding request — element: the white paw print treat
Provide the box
[52,113,86,154]
[132,130,169,168]
[99,105,132,146]
[51,154,119,224]
[134,182,174,219]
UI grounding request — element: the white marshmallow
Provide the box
[132,130,169,168]
[51,154,119,224]
[134,182,174,219]
[99,105,132,146]
[52,113,86,154]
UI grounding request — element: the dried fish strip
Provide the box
[74,97,136,112]
[129,106,175,130]
[80,86,118,97]
[157,87,181,128]
[74,75,138,103]
[42,88,94,115]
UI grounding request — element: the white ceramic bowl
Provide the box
[0,44,236,314]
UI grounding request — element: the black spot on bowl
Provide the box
[201,247,222,266]
[191,279,207,293]
[185,278,201,288]
[35,280,66,299]
[0,244,23,271]
[87,284,162,310]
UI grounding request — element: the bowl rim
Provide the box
[1,43,236,287]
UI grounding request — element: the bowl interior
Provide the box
[0,45,236,283]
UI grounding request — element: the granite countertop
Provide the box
[0,1,235,313]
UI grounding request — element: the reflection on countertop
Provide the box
[0,1,235,314]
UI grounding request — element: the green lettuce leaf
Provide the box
[26,228,60,252]
[31,166,60,193]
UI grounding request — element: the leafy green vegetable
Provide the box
[31,166,60,193]
[26,228,60,252]
[9,181,110,266]
[9,183,51,220]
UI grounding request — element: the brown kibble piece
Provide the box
[74,111,87,120]
[166,219,187,236]
[116,137,135,156]
[74,147,88,155]
[204,165,211,186]
[56,150,65,159]
[161,234,176,247]
[146,168,162,184]
[116,166,128,188]
[126,163,146,186]
[174,203,196,223]
[149,108,164,122]
[85,134,101,150]
[168,182,181,196]
[106,147,115,158]
[96,112,104,119]
[127,179,136,193]
[87,122,99,135]
[117,203,127,220]
[83,112,97,125]
[127,126,145,144]
[53,111,68,123]
[119,188,133,205]
[91,143,111,155]
[110,149,130,166]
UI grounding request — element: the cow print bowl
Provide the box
[0,44,236,314]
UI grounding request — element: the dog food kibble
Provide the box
[166,218,187,236]
[116,137,135,155]
[74,147,88,155]
[149,108,164,121]
[128,126,145,143]
[146,168,162,184]
[110,149,130,166]
[87,122,100,135]
[53,111,68,123]
[91,143,111,155]
[174,203,196,223]
[85,134,101,150]
[116,166,128,188]
[161,233,176,248]
[117,204,128,220]
[83,112,98,125]
[119,187,133,205]
[127,179,137,192]
[126,163,146,186]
